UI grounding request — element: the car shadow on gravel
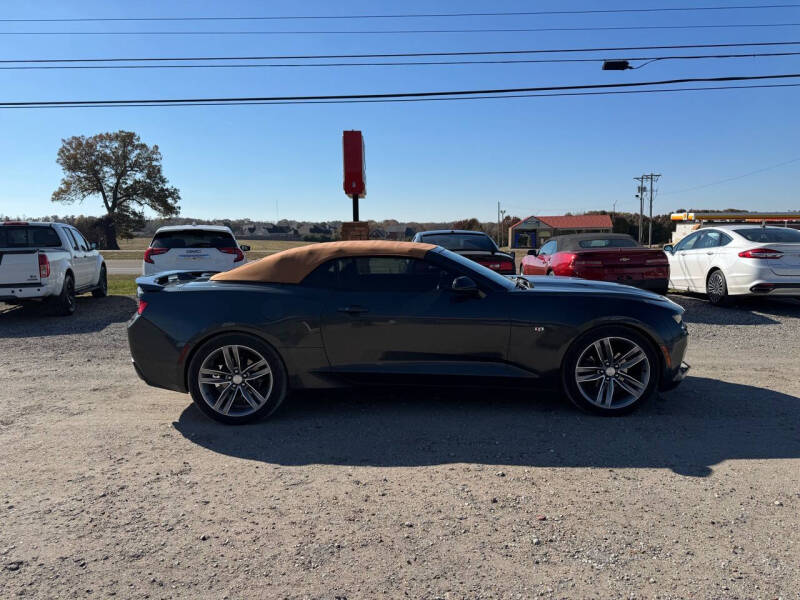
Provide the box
[173,376,800,477]
[668,293,799,326]
[0,295,137,337]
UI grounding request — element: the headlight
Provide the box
[672,313,683,325]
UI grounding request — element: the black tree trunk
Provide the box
[101,214,120,250]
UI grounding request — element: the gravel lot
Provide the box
[1,293,799,599]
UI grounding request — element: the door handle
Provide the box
[706,251,714,255]
[337,305,369,315]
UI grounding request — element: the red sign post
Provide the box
[342,130,366,222]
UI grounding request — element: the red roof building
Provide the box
[508,214,613,249]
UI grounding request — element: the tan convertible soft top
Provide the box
[210,240,437,284]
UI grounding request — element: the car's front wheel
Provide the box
[562,326,659,415]
[187,333,287,424]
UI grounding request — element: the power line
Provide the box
[5,41,799,64]
[2,52,799,71]
[661,157,800,195]
[2,4,799,22]
[3,23,800,35]
[1,82,798,109]
[1,73,799,108]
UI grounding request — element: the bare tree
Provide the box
[52,131,180,249]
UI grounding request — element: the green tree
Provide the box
[52,130,180,249]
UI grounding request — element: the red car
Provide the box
[520,233,670,294]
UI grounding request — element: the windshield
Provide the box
[151,229,236,249]
[735,227,800,243]
[0,226,62,248]
[578,237,639,248]
[436,248,515,290]
[421,233,497,252]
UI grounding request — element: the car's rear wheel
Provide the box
[562,326,659,415]
[706,269,730,306]
[91,266,108,298]
[51,273,76,316]
[187,334,287,424]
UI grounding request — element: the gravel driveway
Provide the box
[1,294,799,598]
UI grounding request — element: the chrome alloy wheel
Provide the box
[574,336,651,410]
[197,344,273,417]
[707,271,726,303]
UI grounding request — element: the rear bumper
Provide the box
[748,282,800,296]
[127,313,187,393]
[629,278,669,292]
[0,281,58,301]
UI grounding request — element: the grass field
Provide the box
[106,274,138,296]
[100,238,312,261]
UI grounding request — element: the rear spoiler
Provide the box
[135,270,219,292]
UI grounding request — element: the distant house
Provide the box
[508,214,613,248]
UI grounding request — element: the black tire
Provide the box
[562,325,660,416]
[706,269,730,306]
[92,266,108,298]
[187,333,288,424]
[653,285,669,296]
[547,270,555,276]
[518,264,525,276]
[52,273,76,316]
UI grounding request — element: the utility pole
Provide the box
[634,176,646,243]
[646,173,661,247]
[497,202,506,246]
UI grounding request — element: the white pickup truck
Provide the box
[0,221,107,315]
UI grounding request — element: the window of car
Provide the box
[734,227,800,243]
[64,228,81,251]
[70,228,89,251]
[337,256,455,293]
[0,225,62,248]
[301,259,339,288]
[419,233,497,252]
[151,229,237,249]
[539,240,557,255]
[577,237,638,248]
[673,231,700,251]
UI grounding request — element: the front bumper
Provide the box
[661,361,690,391]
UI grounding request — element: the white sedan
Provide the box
[664,225,800,305]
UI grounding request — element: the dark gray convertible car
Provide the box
[128,241,689,424]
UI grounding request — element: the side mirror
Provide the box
[527,249,538,256]
[451,276,479,296]
[663,244,674,254]
[240,244,251,252]
[90,242,98,250]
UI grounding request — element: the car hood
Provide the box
[512,275,682,308]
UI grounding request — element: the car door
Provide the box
[669,231,701,290]
[527,240,556,275]
[686,230,728,290]
[71,228,100,287]
[319,255,510,379]
[64,228,90,288]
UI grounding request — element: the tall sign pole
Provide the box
[342,131,369,240]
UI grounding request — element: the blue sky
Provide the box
[0,0,798,222]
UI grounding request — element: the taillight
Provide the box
[218,247,245,262]
[738,248,783,259]
[143,247,169,263]
[38,253,50,278]
[137,299,148,315]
